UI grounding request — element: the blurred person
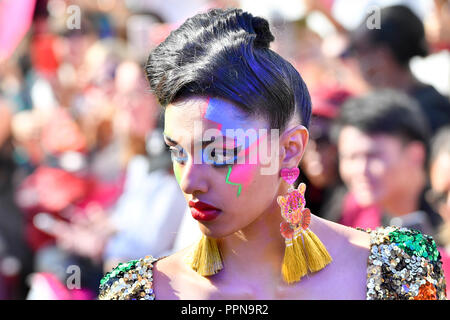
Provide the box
[344,4,450,134]
[411,0,450,100]
[31,60,187,293]
[42,123,187,274]
[428,125,450,297]
[102,126,188,271]
[424,0,450,51]
[12,105,116,299]
[298,85,351,219]
[332,89,443,238]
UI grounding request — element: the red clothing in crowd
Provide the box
[339,192,382,230]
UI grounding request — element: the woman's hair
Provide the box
[145,8,311,130]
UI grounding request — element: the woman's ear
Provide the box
[280,125,309,169]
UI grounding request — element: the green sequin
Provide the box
[388,229,439,262]
[100,259,140,285]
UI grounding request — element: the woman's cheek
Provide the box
[226,163,257,198]
[225,133,267,197]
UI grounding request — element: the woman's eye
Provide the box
[169,146,187,164]
[210,148,239,168]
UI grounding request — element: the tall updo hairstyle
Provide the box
[145,8,312,131]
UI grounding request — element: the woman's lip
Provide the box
[188,200,221,211]
[189,200,221,221]
[190,207,221,221]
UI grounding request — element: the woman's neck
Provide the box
[217,198,333,285]
[218,199,286,280]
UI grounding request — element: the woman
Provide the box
[99,8,446,300]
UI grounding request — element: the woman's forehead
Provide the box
[164,96,267,142]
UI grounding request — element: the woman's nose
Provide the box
[178,159,209,195]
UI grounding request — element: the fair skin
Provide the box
[338,126,426,216]
[430,152,450,228]
[152,96,371,300]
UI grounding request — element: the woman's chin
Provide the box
[197,223,236,240]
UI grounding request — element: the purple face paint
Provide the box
[202,98,268,195]
[204,97,258,147]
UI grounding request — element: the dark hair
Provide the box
[145,8,311,130]
[352,5,428,65]
[331,89,430,146]
[430,125,450,165]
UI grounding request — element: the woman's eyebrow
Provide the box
[163,134,219,148]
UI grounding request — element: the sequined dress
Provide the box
[98,226,447,300]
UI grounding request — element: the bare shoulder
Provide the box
[311,215,371,254]
[153,246,198,277]
[153,246,213,299]
[300,216,371,299]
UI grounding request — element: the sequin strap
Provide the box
[98,255,159,300]
[366,226,447,300]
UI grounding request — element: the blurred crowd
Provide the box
[0,0,449,299]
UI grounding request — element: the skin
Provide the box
[338,126,426,215]
[430,152,450,226]
[154,96,371,299]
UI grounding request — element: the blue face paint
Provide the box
[203,97,260,163]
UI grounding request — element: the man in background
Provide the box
[332,89,442,239]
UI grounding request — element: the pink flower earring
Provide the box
[277,167,332,283]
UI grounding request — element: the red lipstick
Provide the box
[189,200,221,221]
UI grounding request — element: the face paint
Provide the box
[225,165,242,197]
[202,98,273,197]
[166,97,271,198]
[204,97,258,146]
[225,132,268,195]
[173,162,182,184]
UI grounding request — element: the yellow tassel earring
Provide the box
[185,235,223,276]
[278,168,332,284]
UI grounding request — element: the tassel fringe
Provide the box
[281,229,332,283]
[185,231,331,284]
[303,229,333,272]
[281,235,308,284]
[186,235,223,276]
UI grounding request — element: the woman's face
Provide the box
[163,96,301,238]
